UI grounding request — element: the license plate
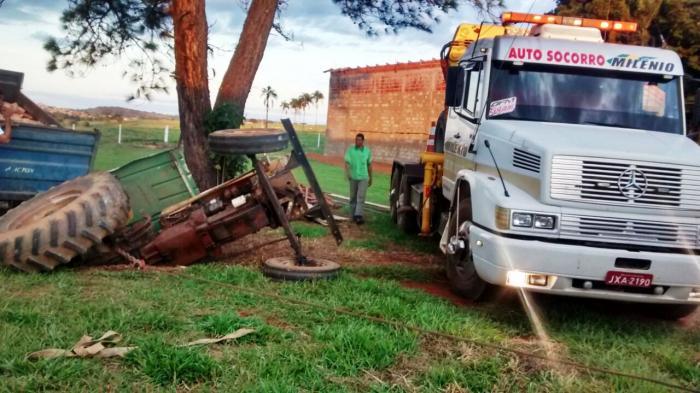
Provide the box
[605,271,653,288]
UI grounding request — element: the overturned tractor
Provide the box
[0,120,342,280]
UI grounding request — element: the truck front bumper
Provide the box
[469,225,700,305]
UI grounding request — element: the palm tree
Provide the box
[261,86,278,128]
[289,98,301,123]
[299,93,313,130]
[280,101,290,116]
[311,90,324,127]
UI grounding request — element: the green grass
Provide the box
[126,337,220,386]
[88,119,178,171]
[341,209,437,254]
[293,160,390,205]
[1,252,698,391]
[291,221,330,239]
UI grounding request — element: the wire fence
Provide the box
[86,121,326,154]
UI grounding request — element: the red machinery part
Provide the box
[138,165,299,266]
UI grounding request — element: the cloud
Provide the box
[29,31,50,43]
[0,0,63,25]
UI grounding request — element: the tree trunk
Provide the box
[215,0,278,110]
[172,0,217,189]
[265,105,269,128]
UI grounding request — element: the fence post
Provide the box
[72,123,75,130]
[317,133,321,149]
[164,125,169,143]
[118,124,122,144]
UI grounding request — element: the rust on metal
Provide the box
[104,121,343,269]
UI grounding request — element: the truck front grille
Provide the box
[560,214,699,249]
[551,156,700,210]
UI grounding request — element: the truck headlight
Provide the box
[511,211,557,230]
[512,212,533,227]
[534,215,556,229]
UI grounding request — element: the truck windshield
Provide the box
[487,62,683,134]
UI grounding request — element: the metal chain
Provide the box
[114,247,146,270]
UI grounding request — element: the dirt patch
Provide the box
[360,336,484,391]
[504,335,576,378]
[218,222,440,269]
[400,280,471,307]
[306,152,392,174]
[11,283,56,299]
[264,315,294,330]
[677,309,700,330]
[237,309,257,317]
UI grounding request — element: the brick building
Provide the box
[325,60,445,164]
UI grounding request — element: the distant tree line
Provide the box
[280,91,325,128]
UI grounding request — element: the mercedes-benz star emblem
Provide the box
[617,167,648,200]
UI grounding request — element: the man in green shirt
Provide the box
[344,133,372,224]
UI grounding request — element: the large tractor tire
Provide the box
[0,173,129,272]
[208,129,289,155]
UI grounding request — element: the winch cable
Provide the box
[171,272,698,393]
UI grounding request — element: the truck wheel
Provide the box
[262,257,341,281]
[208,129,289,155]
[396,174,418,233]
[389,168,401,223]
[0,173,129,272]
[644,304,698,320]
[445,204,490,300]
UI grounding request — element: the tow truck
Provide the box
[391,12,700,319]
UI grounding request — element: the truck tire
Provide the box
[389,168,401,223]
[0,173,129,272]
[208,129,289,155]
[434,110,446,153]
[445,204,491,300]
[396,174,418,233]
[262,257,341,281]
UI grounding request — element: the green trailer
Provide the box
[110,149,199,230]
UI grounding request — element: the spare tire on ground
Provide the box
[0,172,130,272]
[262,257,341,281]
[208,129,289,155]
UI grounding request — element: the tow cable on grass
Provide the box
[176,273,699,393]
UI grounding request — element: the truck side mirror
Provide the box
[458,65,470,108]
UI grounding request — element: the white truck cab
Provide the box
[391,13,700,319]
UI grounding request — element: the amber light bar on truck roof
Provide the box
[501,11,638,32]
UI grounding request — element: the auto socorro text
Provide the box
[506,47,676,72]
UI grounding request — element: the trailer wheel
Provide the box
[445,204,492,301]
[262,257,341,281]
[0,173,129,272]
[396,174,418,233]
[644,304,698,320]
[208,129,289,155]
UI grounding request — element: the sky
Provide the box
[0,0,556,123]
